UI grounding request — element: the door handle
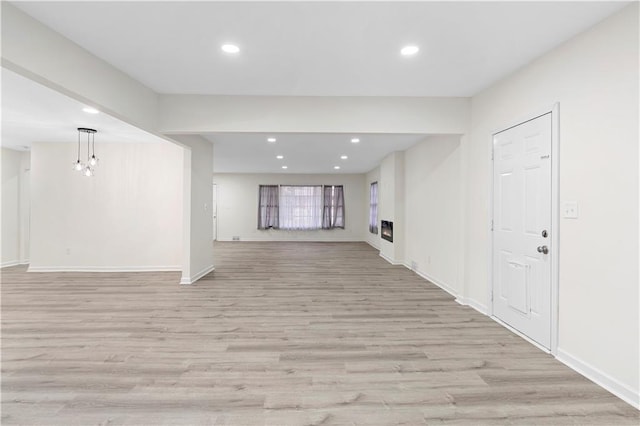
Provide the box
[537,245,549,254]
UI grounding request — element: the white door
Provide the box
[492,113,552,349]
[212,184,218,241]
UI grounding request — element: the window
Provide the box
[257,185,345,230]
[369,182,378,234]
[279,185,323,230]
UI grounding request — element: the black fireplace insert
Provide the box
[381,220,393,243]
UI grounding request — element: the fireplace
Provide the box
[381,220,393,243]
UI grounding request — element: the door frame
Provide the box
[487,102,560,355]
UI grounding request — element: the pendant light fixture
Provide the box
[73,128,98,176]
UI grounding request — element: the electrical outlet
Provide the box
[232,236,240,241]
[66,248,71,255]
[562,201,578,219]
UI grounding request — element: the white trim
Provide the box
[549,103,560,354]
[455,296,488,315]
[28,265,181,272]
[180,264,215,285]
[556,348,640,410]
[405,263,459,298]
[488,102,560,355]
[1,260,21,268]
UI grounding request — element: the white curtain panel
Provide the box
[369,182,378,234]
[278,185,323,230]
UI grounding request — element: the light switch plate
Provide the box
[562,201,578,219]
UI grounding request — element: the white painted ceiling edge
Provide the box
[12,1,629,96]
[2,1,629,172]
[1,68,170,151]
[2,67,441,173]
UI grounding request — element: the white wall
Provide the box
[465,3,638,406]
[29,142,184,271]
[1,148,24,266]
[213,173,365,242]
[364,167,381,249]
[404,135,462,296]
[18,152,31,264]
[160,95,469,135]
[378,152,405,264]
[170,135,215,284]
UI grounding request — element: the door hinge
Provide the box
[491,220,494,231]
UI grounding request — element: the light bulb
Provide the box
[221,44,240,54]
[73,160,83,171]
[400,45,420,56]
[89,155,98,166]
[83,166,93,177]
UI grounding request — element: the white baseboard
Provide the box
[405,263,459,299]
[28,265,181,272]
[455,296,488,315]
[556,348,639,410]
[379,252,403,265]
[1,260,20,268]
[180,264,215,285]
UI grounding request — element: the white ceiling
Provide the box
[1,69,169,151]
[13,1,628,97]
[207,132,428,174]
[4,1,629,173]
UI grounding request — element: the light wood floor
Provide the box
[2,242,638,425]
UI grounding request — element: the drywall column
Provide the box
[1,148,21,266]
[18,151,30,264]
[171,135,214,284]
[379,151,404,264]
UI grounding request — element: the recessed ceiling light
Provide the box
[276,155,284,159]
[334,166,340,170]
[401,45,420,56]
[282,165,288,169]
[267,137,276,143]
[221,44,240,54]
[340,155,348,160]
[82,107,99,114]
[350,138,360,143]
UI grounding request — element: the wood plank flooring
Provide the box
[2,242,638,425]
